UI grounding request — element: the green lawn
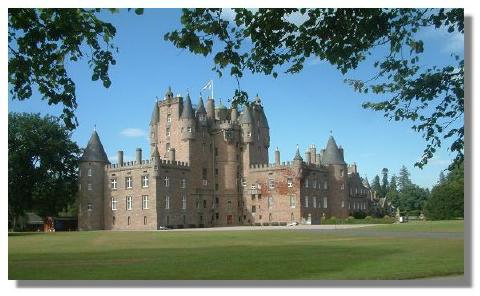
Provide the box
[8,221,464,280]
[365,220,465,232]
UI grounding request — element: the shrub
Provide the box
[364,216,373,221]
[352,211,367,219]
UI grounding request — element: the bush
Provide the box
[364,216,373,221]
[383,215,395,224]
[352,211,367,219]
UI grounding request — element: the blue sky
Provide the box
[8,8,464,189]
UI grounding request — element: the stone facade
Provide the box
[78,87,374,231]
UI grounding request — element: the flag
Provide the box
[202,80,212,91]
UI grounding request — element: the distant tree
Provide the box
[371,175,382,198]
[398,165,412,191]
[386,175,400,207]
[8,8,143,130]
[424,162,464,220]
[165,8,464,169]
[381,168,389,198]
[438,171,447,185]
[8,113,80,229]
[398,184,430,213]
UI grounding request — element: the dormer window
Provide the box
[199,114,205,121]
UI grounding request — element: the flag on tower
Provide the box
[202,80,213,91]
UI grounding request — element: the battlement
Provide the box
[106,158,189,170]
[248,161,327,172]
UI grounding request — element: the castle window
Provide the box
[87,203,93,211]
[113,216,116,225]
[199,114,206,122]
[111,179,117,190]
[202,168,208,185]
[241,177,246,187]
[268,179,275,189]
[313,196,317,208]
[203,200,207,209]
[305,196,309,208]
[313,179,317,189]
[252,205,256,213]
[323,197,328,208]
[187,127,192,133]
[341,200,345,208]
[251,184,256,190]
[128,216,131,225]
[215,168,218,176]
[126,196,132,210]
[340,169,344,177]
[215,183,219,191]
[142,195,149,209]
[268,196,273,209]
[111,198,117,211]
[166,143,170,151]
[289,195,296,208]
[355,188,358,194]
[142,175,149,188]
[287,178,293,188]
[323,181,328,190]
[164,176,170,187]
[340,183,345,190]
[87,183,92,191]
[166,128,170,137]
[87,168,92,176]
[144,216,147,225]
[196,198,200,209]
[247,131,251,137]
[181,178,186,189]
[167,114,172,122]
[165,195,170,209]
[125,177,132,189]
[182,194,187,209]
[305,178,309,188]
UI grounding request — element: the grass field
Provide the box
[8,221,464,280]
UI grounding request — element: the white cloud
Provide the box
[417,25,464,54]
[429,157,451,166]
[120,128,147,138]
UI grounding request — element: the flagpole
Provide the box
[211,80,214,100]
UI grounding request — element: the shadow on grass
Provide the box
[8,232,47,237]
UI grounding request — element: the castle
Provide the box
[78,87,373,230]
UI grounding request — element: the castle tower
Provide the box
[78,130,110,230]
[251,95,269,163]
[180,93,195,141]
[322,135,349,218]
[206,96,215,120]
[149,100,159,157]
[196,96,208,127]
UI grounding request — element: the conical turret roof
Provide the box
[80,130,110,163]
[239,105,253,124]
[322,136,345,165]
[293,145,303,162]
[151,145,160,159]
[150,101,159,125]
[197,96,206,114]
[181,94,194,119]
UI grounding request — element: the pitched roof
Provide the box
[80,131,110,163]
[322,136,345,165]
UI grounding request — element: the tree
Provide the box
[371,175,382,198]
[385,175,400,207]
[398,184,429,214]
[424,162,464,220]
[398,165,412,191]
[8,113,80,229]
[165,8,464,169]
[438,171,447,185]
[8,8,143,130]
[381,168,389,198]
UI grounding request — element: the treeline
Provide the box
[368,163,464,220]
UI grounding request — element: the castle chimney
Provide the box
[305,151,311,164]
[117,150,124,166]
[316,153,321,165]
[168,148,176,162]
[136,148,142,164]
[309,144,316,164]
[274,147,280,165]
[206,97,215,119]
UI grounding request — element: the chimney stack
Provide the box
[117,150,124,166]
[136,148,142,164]
[168,148,176,162]
[274,147,280,165]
